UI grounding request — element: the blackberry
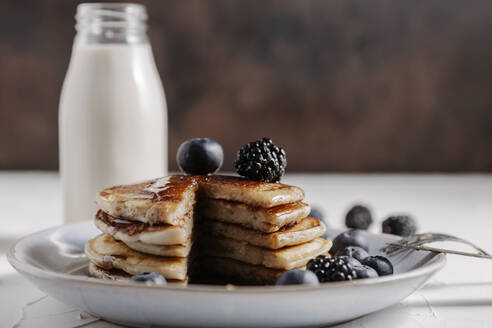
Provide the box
[307,255,357,282]
[234,138,287,182]
[345,205,373,230]
[382,215,417,237]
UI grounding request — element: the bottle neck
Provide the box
[74,3,148,45]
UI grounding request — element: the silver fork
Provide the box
[382,232,492,259]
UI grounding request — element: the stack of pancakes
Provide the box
[85,175,331,285]
[85,176,198,285]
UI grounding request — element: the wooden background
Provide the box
[1,0,492,172]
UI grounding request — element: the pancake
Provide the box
[196,257,304,285]
[200,217,326,249]
[123,240,191,257]
[199,236,332,270]
[88,262,188,285]
[95,210,192,246]
[85,234,188,280]
[199,175,305,208]
[96,175,198,225]
[88,261,131,281]
[198,200,310,233]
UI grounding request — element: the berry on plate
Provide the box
[275,269,319,286]
[353,265,379,279]
[234,138,287,182]
[345,205,373,230]
[336,255,361,268]
[176,138,224,175]
[334,246,369,262]
[330,229,369,255]
[382,215,417,237]
[130,272,167,285]
[307,255,358,282]
[361,256,394,276]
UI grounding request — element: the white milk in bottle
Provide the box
[59,3,167,223]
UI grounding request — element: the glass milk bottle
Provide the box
[59,3,167,223]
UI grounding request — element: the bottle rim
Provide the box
[76,3,147,29]
[74,3,148,44]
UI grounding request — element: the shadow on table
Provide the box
[0,236,19,252]
[327,304,414,328]
[423,281,492,289]
[328,282,492,328]
[405,298,492,307]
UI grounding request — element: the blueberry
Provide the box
[275,269,319,286]
[130,272,167,285]
[361,256,393,276]
[382,215,417,237]
[177,138,224,175]
[336,255,361,268]
[334,246,369,262]
[353,265,379,279]
[345,205,373,230]
[330,229,369,255]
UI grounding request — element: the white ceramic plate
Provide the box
[8,222,445,327]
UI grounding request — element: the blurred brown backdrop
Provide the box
[1,0,492,172]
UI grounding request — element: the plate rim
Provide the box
[7,222,446,294]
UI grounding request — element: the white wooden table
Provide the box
[1,172,492,328]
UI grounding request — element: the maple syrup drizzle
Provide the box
[141,176,193,201]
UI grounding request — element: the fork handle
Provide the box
[386,243,492,260]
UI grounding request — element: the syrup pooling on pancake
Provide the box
[96,175,198,225]
[141,176,196,202]
[99,176,194,202]
[144,176,171,198]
